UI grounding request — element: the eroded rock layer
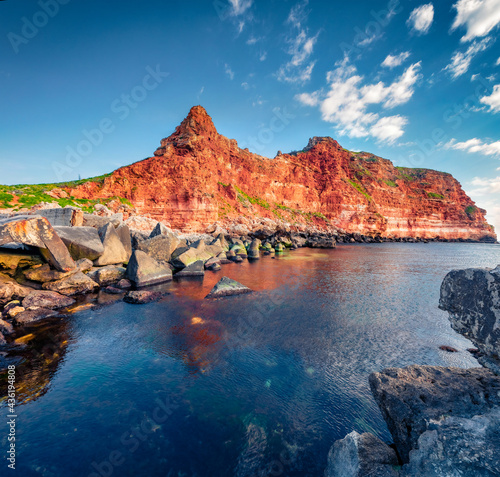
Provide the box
[69,106,495,241]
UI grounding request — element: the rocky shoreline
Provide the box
[326,265,500,477]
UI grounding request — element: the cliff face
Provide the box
[70,106,495,241]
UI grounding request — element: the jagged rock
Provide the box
[439,266,500,368]
[0,319,14,335]
[76,258,93,273]
[53,226,104,261]
[116,224,132,260]
[83,213,123,229]
[170,240,214,269]
[94,223,129,266]
[22,291,75,309]
[124,290,163,304]
[175,260,205,277]
[325,431,399,477]
[0,216,75,271]
[88,266,126,286]
[205,257,221,271]
[402,408,500,476]
[42,271,99,296]
[205,276,252,298]
[14,307,60,324]
[149,222,170,238]
[126,250,172,287]
[137,234,180,263]
[32,207,83,227]
[369,365,500,463]
[0,273,34,305]
[24,263,75,283]
[216,252,231,264]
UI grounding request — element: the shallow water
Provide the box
[1,243,499,477]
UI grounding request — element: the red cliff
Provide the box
[70,106,495,241]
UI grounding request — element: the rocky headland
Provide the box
[326,265,500,477]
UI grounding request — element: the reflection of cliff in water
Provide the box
[0,319,69,405]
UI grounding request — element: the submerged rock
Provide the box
[124,290,163,304]
[205,277,252,298]
[325,431,399,477]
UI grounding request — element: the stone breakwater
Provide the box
[0,204,337,351]
[326,266,500,477]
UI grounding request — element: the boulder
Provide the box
[306,234,336,248]
[205,257,221,270]
[325,431,399,477]
[247,239,260,259]
[6,306,25,318]
[116,279,132,289]
[24,263,76,283]
[76,258,93,273]
[0,273,33,305]
[212,233,230,251]
[0,216,75,271]
[0,249,44,275]
[33,207,83,227]
[137,234,180,263]
[149,222,170,238]
[175,260,205,277]
[14,307,60,324]
[439,266,500,369]
[22,290,75,309]
[403,408,500,476]
[275,243,285,252]
[0,332,5,346]
[115,224,132,260]
[217,252,231,264]
[42,271,99,296]
[205,277,252,298]
[88,266,126,286]
[126,250,173,287]
[94,223,129,266]
[124,290,163,304]
[170,240,214,269]
[83,213,123,229]
[369,365,500,463]
[53,226,104,261]
[103,286,125,295]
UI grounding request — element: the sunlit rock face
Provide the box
[69,106,496,241]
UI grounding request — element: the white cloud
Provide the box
[277,1,320,84]
[228,0,253,16]
[470,176,500,193]
[224,64,235,80]
[480,84,500,112]
[241,82,249,90]
[259,51,267,61]
[451,0,500,42]
[246,36,259,45]
[382,51,411,68]
[407,4,434,34]
[444,37,493,78]
[497,57,500,65]
[296,60,422,144]
[444,137,500,155]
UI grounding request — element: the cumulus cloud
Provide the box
[444,137,500,156]
[480,84,500,111]
[382,52,411,68]
[276,1,320,84]
[407,4,434,34]
[296,60,422,143]
[451,0,500,42]
[444,37,493,78]
[497,57,500,65]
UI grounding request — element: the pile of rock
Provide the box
[325,265,500,477]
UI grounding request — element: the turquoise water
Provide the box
[1,243,499,476]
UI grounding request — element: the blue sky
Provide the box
[1,0,500,228]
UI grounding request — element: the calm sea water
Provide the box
[1,243,499,477]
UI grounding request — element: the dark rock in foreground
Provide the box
[205,277,252,299]
[14,307,60,324]
[22,291,75,310]
[440,266,500,371]
[369,365,500,463]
